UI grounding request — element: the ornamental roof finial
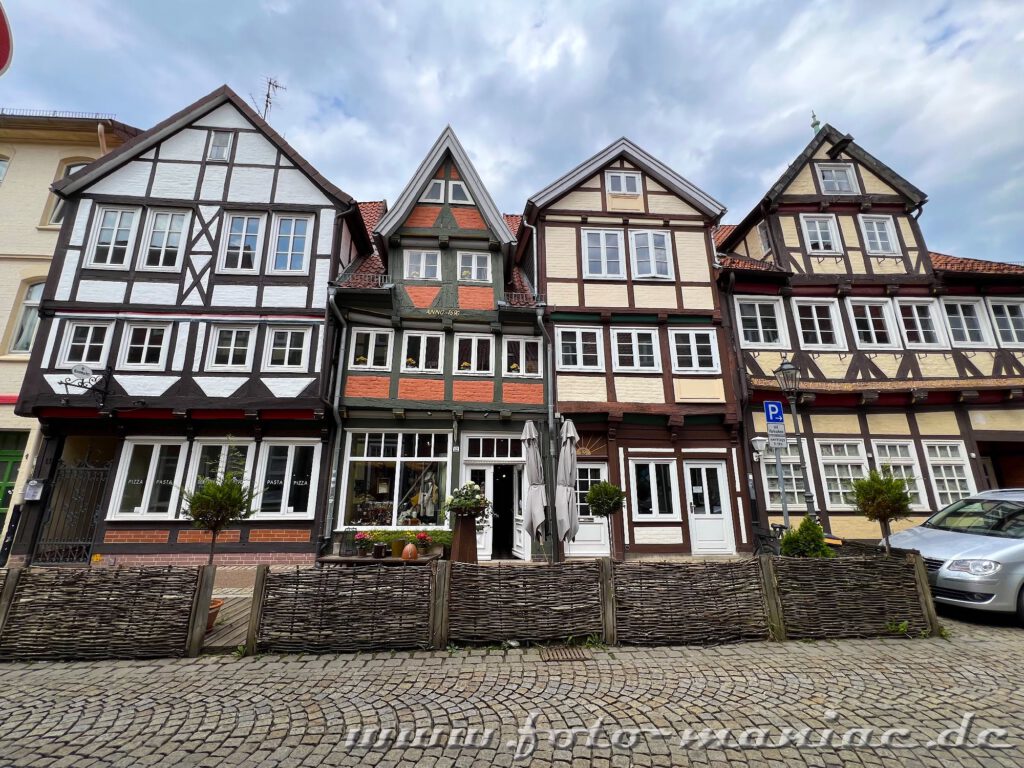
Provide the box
[811,110,821,134]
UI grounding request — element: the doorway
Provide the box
[491,464,516,559]
[684,461,736,555]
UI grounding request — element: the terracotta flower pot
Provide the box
[206,598,225,633]
[402,542,419,560]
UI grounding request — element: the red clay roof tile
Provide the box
[929,251,1024,275]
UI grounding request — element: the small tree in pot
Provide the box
[851,469,912,555]
[585,482,625,557]
[181,472,256,631]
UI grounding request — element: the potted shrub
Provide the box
[779,516,835,558]
[354,531,371,557]
[445,482,491,564]
[585,481,625,558]
[181,471,256,631]
[851,469,912,555]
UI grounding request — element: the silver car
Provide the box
[888,490,1024,622]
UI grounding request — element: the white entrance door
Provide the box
[564,463,610,557]
[684,461,736,555]
[468,466,493,561]
[510,466,531,561]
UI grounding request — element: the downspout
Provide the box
[322,286,347,549]
[523,218,558,564]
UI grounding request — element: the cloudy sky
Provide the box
[3,0,1022,260]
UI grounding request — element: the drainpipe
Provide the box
[522,217,558,563]
[322,286,348,550]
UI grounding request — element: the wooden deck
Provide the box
[203,597,251,653]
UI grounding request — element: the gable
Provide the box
[397,154,492,236]
[779,138,900,198]
[548,157,702,217]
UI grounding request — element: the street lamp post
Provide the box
[751,436,790,529]
[773,359,816,520]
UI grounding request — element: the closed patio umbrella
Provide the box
[554,419,580,542]
[520,421,546,541]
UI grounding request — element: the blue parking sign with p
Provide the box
[764,401,784,424]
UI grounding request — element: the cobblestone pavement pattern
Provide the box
[0,615,1021,767]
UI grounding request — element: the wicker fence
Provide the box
[447,561,603,644]
[614,560,770,646]
[774,555,932,639]
[0,566,200,661]
[256,565,432,654]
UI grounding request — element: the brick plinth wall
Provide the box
[176,529,242,544]
[93,552,316,567]
[248,529,311,543]
[103,530,171,544]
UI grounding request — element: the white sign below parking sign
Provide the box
[764,401,787,449]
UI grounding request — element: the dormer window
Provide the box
[448,181,473,205]
[420,179,445,203]
[606,171,641,195]
[816,163,859,195]
[208,131,232,162]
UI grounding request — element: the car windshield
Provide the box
[925,499,1024,539]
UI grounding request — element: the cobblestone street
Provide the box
[0,613,1021,767]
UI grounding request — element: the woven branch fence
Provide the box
[0,567,198,660]
[774,556,930,639]
[257,565,432,653]
[614,560,770,646]
[448,561,603,644]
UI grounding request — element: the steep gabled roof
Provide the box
[503,213,523,240]
[374,126,515,245]
[712,224,736,248]
[766,123,927,205]
[51,84,356,207]
[930,251,1024,276]
[526,137,726,219]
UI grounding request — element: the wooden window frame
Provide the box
[400,331,445,374]
[106,439,188,520]
[628,229,674,280]
[117,322,173,372]
[555,326,605,372]
[815,162,860,195]
[217,212,266,275]
[207,325,258,372]
[611,327,662,373]
[138,208,191,272]
[734,296,789,350]
[629,458,681,521]
[792,298,847,352]
[453,333,494,376]
[56,320,114,369]
[669,328,720,374]
[581,229,626,279]
[858,214,899,256]
[941,298,994,349]
[262,325,312,372]
[404,250,441,281]
[799,213,843,256]
[846,298,901,351]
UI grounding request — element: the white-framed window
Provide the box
[0,155,8,183]
[139,209,190,271]
[49,160,90,224]
[219,213,264,273]
[268,214,313,274]
[756,220,772,255]
[454,333,493,375]
[896,299,946,349]
[185,440,255,491]
[669,328,720,374]
[793,298,846,351]
[207,326,256,371]
[465,435,524,460]
[208,130,233,161]
[349,328,393,371]
[404,250,440,280]
[582,229,625,278]
[108,439,187,519]
[419,179,445,203]
[254,440,321,518]
[503,336,542,377]
[858,215,899,255]
[815,163,859,195]
[942,298,993,348]
[872,440,927,511]
[401,331,444,373]
[735,296,788,349]
[988,300,1024,348]
[556,326,604,371]
[799,214,842,255]
[847,299,900,350]
[759,439,810,511]
[342,431,450,527]
[86,206,139,268]
[815,440,868,511]
[611,328,661,372]
[448,180,473,205]
[263,326,311,371]
[576,463,608,519]
[629,459,680,520]
[118,323,171,371]
[629,230,673,279]
[57,321,113,368]
[606,171,641,195]
[923,441,976,508]
[10,282,44,353]
[458,252,490,282]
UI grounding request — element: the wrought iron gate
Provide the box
[33,460,111,565]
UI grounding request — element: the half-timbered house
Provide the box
[717,124,1024,539]
[328,128,545,560]
[519,139,751,559]
[9,86,371,566]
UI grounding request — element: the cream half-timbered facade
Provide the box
[10,86,370,566]
[718,124,1024,539]
[521,139,750,558]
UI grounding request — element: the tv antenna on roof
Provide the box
[251,77,286,120]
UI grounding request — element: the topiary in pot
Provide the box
[181,472,256,632]
[779,515,835,558]
[585,481,625,558]
[851,469,912,555]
